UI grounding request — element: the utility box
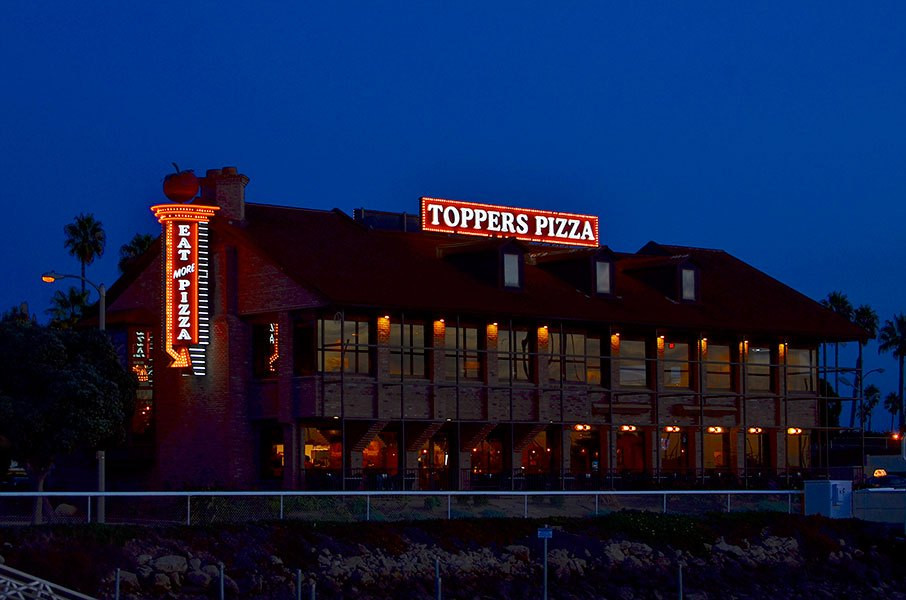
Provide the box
[804,480,853,518]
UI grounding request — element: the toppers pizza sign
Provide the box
[420,197,599,247]
[151,203,219,373]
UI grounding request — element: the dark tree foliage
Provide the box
[0,319,136,493]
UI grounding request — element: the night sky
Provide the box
[1,3,903,424]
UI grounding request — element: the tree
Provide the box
[821,291,854,401]
[883,392,900,432]
[849,304,879,428]
[878,314,906,432]
[63,213,106,294]
[118,233,155,274]
[45,286,88,329]
[0,320,135,522]
[860,384,880,432]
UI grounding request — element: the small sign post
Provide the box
[538,525,553,600]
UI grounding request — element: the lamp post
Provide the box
[41,270,107,523]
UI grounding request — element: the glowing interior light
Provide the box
[786,427,802,435]
[664,426,680,433]
[707,426,724,434]
[747,427,763,434]
[619,425,637,432]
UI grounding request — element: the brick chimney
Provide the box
[199,166,249,223]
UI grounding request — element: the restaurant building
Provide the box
[106,167,866,491]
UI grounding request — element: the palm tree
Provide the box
[884,392,900,432]
[63,213,106,294]
[878,314,906,432]
[821,291,854,411]
[46,287,88,328]
[118,233,155,273]
[849,304,879,428]
[860,384,880,432]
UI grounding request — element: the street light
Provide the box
[42,270,107,522]
[41,271,106,332]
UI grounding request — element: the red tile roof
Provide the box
[235,203,865,342]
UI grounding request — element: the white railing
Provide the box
[0,490,802,526]
[0,562,97,599]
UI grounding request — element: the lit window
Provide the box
[787,348,815,392]
[445,325,481,380]
[318,318,371,375]
[504,253,520,288]
[663,342,690,388]
[618,339,647,387]
[705,345,732,390]
[747,346,771,392]
[681,268,696,301]
[390,322,427,378]
[499,325,531,382]
[595,260,612,295]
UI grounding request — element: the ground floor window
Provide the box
[703,431,730,471]
[660,430,691,473]
[616,431,646,472]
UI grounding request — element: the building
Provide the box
[106,167,866,491]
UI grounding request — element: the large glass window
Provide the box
[663,341,690,388]
[445,325,481,381]
[787,348,816,392]
[705,345,732,390]
[318,318,371,374]
[499,325,532,382]
[618,339,647,387]
[390,322,427,378]
[747,346,771,391]
[681,268,696,301]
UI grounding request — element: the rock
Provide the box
[137,554,152,566]
[186,570,211,588]
[505,545,530,561]
[152,573,171,592]
[189,558,201,571]
[169,571,182,588]
[153,555,187,574]
[54,503,78,517]
[202,564,220,578]
[269,554,284,566]
[118,570,140,592]
[604,543,626,563]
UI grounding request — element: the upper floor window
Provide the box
[318,318,371,375]
[390,322,427,378]
[445,325,481,381]
[618,339,647,387]
[663,341,690,388]
[504,253,521,288]
[681,268,697,301]
[499,325,532,382]
[546,331,601,384]
[787,348,816,392]
[595,260,612,295]
[705,344,732,390]
[746,346,771,391]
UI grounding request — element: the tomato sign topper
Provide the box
[151,203,219,371]
[420,197,599,247]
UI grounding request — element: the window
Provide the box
[787,348,815,392]
[705,345,731,390]
[746,346,771,391]
[390,322,427,378]
[546,331,599,383]
[445,325,481,380]
[318,318,371,374]
[252,322,280,377]
[681,268,696,301]
[504,253,520,288]
[618,339,647,387]
[498,325,531,382]
[663,341,690,388]
[595,260,612,295]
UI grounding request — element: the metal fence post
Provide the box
[218,562,225,600]
[366,495,371,521]
[788,493,792,514]
[435,557,442,600]
[663,493,667,513]
[115,567,121,599]
[87,496,92,524]
[595,494,599,516]
[296,569,302,600]
[280,495,284,520]
[524,495,528,519]
[726,494,731,513]
[447,495,451,520]
[310,580,316,600]
[187,496,191,526]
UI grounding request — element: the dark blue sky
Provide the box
[1,3,904,423]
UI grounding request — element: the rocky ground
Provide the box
[1,512,905,599]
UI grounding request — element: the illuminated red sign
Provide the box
[151,203,219,368]
[420,197,599,247]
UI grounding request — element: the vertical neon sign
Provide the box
[151,203,219,372]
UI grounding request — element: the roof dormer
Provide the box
[438,238,527,290]
[531,246,616,297]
